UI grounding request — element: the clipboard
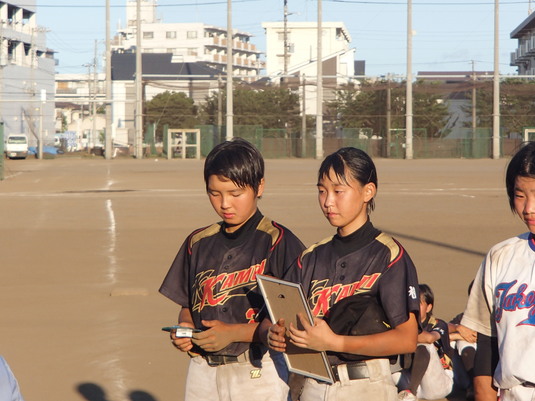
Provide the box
[256,274,334,384]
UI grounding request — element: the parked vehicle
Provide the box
[4,134,28,159]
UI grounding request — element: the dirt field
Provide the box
[0,155,520,401]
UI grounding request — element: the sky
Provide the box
[36,0,534,77]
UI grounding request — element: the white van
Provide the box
[5,134,28,159]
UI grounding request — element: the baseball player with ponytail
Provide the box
[264,147,420,401]
[462,141,535,401]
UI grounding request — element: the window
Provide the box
[187,31,198,39]
[166,31,176,39]
[143,31,154,39]
[187,48,198,56]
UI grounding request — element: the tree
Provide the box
[145,91,199,140]
[327,79,451,138]
[200,85,301,130]
[462,78,535,137]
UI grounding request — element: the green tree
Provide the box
[463,79,535,136]
[145,91,199,140]
[327,80,450,138]
[200,85,301,130]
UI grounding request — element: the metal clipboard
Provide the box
[256,274,334,384]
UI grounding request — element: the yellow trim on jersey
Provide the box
[375,233,400,263]
[301,236,335,258]
[256,217,281,246]
[189,223,221,248]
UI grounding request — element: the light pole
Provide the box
[492,0,500,159]
[226,0,234,140]
[105,0,113,159]
[315,0,323,159]
[135,0,143,158]
[405,0,413,160]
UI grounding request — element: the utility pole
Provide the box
[105,0,113,160]
[135,0,143,158]
[283,0,288,83]
[492,0,500,159]
[217,74,223,141]
[471,60,477,157]
[405,0,413,160]
[301,74,307,157]
[92,40,98,151]
[315,0,323,159]
[84,62,92,154]
[386,74,391,158]
[226,0,234,140]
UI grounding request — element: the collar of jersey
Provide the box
[529,232,535,252]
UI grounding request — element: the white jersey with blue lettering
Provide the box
[462,232,535,390]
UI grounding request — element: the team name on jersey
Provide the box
[495,280,535,326]
[192,259,267,312]
[309,273,381,317]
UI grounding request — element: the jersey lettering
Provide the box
[245,308,259,324]
[192,260,267,312]
[309,273,381,317]
[495,280,535,326]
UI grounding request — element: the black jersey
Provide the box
[284,220,420,365]
[159,210,305,356]
[424,316,454,370]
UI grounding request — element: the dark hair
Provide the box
[419,284,434,308]
[506,142,535,211]
[318,147,378,213]
[204,138,264,194]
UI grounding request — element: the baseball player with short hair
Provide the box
[160,138,305,401]
[265,147,420,401]
[462,141,535,401]
[395,284,455,401]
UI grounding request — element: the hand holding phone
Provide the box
[162,325,201,338]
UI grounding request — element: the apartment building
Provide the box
[111,0,262,78]
[262,21,357,115]
[510,12,535,75]
[0,0,55,147]
[262,21,355,79]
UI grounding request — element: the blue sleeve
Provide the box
[0,356,25,401]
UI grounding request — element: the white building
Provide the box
[55,73,106,150]
[112,0,263,78]
[262,21,355,78]
[510,11,535,75]
[262,21,357,115]
[0,0,55,148]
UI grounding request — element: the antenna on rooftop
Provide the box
[530,0,533,15]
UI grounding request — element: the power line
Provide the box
[35,0,260,9]
[327,0,527,4]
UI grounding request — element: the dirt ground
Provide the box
[0,155,519,401]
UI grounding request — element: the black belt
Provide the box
[202,344,264,367]
[332,362,370,382]
[203,354,247,367]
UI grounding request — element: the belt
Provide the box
[332,362,370,382]
[202,343,267,367]
[203,352,249,367]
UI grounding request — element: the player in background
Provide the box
[263,147,420,401]
[448,280,498,401]
[159,138,305,401]
[462,141,535,401]
[394,284,455,401]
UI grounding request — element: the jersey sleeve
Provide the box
[378,241,420,328]
[431,318,453,356]
[461,256,496,337]
[264,223,305,279]
[159,236,192,307]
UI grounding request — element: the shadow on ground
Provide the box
[77,383,158,401]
